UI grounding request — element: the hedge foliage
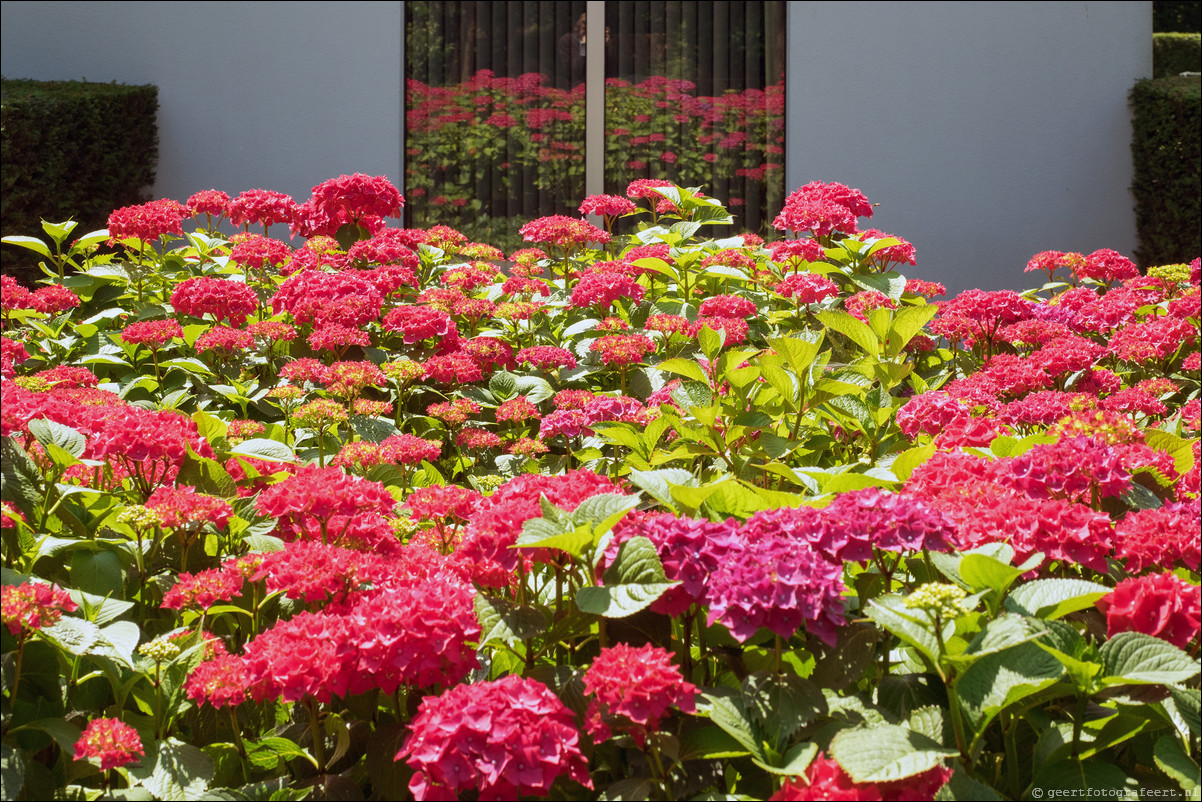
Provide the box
[1130,75,1201,267]
[1154,32,1202,77]
[1,79,158,278]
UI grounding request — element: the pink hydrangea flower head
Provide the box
[1098,573,1201,649]
[107,198,188,243]
[583,643,697,745]
[2,582,78,636]
[397,675,590,801]
[74,718,144,771]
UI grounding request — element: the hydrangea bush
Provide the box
[1,174,1199,801]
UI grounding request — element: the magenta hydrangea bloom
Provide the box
[706,532,846,645]
[397,675,591,801]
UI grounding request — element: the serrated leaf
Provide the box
[577,536,675,618]
[627,468,695,510]
[657,357,710,385]
[349,415,399,444]
[885,305,938,356]
[767,334,824,375]
[755,741,820,776]
[829,725,956,783]
[572,493,641,533]
[956,641,1065,729]
[474,595,547,645]
[90,621,141,667]
[1100,632,1201,686]
[488,371,518,401]
[70,550,123,597]
[42,616,102,657]
[933,770,1001,801]
[958,553,1022,598]
[865,595,948,668]
[1004,578,1111,619]
[906,706,946,744]
[2,235,53,258]
[742,673,827,749]
[16,718,81,752]
[1154,735,1199,791]
[67,589,134,626]
[1169,686,1200,735]
[950,615,1046,666]
[129,738,214,799]
[176,451,237,498]
[27,418,86,458]
[228,438,294,463]
[816,310,880,358]
[701,693,765,761]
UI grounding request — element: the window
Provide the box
[404,1,784,248]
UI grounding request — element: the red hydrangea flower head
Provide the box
[228,189,297,230]
[397,674,591,801]
[1078,248,1139,283]
[424,351,484,384]
[270,269,384,327]
[120,319,183,349]
[346,575,480,694]
[905,278,947,298]
[770,238,827,265]
[171,276,259,327]
[777,273,839,305]
[145,485,233,531]
[30,285,80,315]
[569,272,645,310]
[462,337,516,372]
[845,290,896,323]
[186,189,230,219]
[771,752,952,801]
[519,215,610,249]
[195,326,255,354]
[774,181,870,237]
[859,228,917,269]
[2,582,78,635]
[74,718,143,771]
[699,293,757,319]
[1025,250,1085,282]
[305,175,403,232]
[707,532,846,645]
[1098,573,1201,649]
[626,178,675,201]
[1115,502,1201,573]
[186,654,251,709]
[229,234,292,274]
[107,198,188,243]
[161,567,245,610]
[242,611,358,702]
[583,643,697,745]
[579,194,637,217]
[591,333,656,366]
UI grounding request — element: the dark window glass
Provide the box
[604,1,786,237]
[405,1,588,248]
[404,1,785,246]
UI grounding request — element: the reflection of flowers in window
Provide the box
[404,69,785,245]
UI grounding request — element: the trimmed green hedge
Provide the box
[1153,33,1201,77]
[1,79,158,277]
[1130,75,1201,267]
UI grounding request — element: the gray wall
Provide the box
[0,1,405,215]
[2,1,1150,291]
[786,2,1151,292]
